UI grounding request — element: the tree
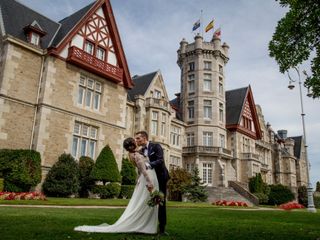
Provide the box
[78,156,95,198]
[167,167,192,201]
[42,153,79,197]
[298,185,308,207]
[183,167,208,202]
[269,0,320,98]
[316,181,320,192]
[90,145,121,184]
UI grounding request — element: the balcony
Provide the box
[240,152,259,161]
[67,46,123,83]
[261,163,269,172]
[255,140,271,149]
[182,146,232,157]
[146,98,169,111]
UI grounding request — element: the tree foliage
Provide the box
[167,167,192,201]
[316,181,320,192]
[268,184,295,205]
[78,156,95,198]
[120,158,137,185]
[42,153,79,197]
[90,145,121,184]
[269,0,320,98]
[183,167,208,202]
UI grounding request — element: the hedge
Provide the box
[119,185,135,199]
[92,183,121,199]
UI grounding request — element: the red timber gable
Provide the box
[49,0,133,89]
[227,86,262,140]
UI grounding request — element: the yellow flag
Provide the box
[205,20,214,32]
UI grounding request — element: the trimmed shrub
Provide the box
[92,183,121,199]
[167,167,192,201]
[120,158,137,185]
[90,145,121,184]
[298,185,308,207]
[42,153,79,197]
[254,192,269,204]
[119,185,135,199]
[0,149,41,192]
[268,184,295,205]
[249,173,263,193]
[78,156,95,198]
[0,178,3,192]
[314,195,320,208]
[183,167,208,202]
[316,181,320,192]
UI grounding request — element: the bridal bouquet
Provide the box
[147,190,165,207]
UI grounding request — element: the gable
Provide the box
[226,86,262,140]
[49,0,133,89]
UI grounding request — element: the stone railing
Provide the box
[145,98,169,111]
[182,146,232,156]
[228,181,259,206]
[240,152,259,160]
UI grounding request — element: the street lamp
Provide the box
[287,66,317,213]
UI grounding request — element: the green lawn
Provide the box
[0,203,319,240]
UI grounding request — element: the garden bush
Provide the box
[167,167,191,201]
[297,185,308,207]
[314,195,320,208]
[119,185,135,199]
[92,183,121,199]
[0,178,3,192]
[268,184,295,205]
[254,192,269,204]
[183,168,208,202]
[120,158,137,185]
[78,156,95,198]
[0,149,41,192]
[42,153,79,197]
[90,145,121,184]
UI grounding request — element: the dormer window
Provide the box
[30,32,40,45]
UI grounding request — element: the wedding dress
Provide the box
[74,152,159,234]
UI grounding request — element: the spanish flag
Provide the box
[205,20,214,32]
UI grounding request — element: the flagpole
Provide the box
[200,9,203,37]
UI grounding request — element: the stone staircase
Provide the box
[206,186,256,207]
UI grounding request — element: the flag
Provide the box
[205,20,214,32]
[214,27,221,37]
[192,19,200,31]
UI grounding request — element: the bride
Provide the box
[74,137,159,234]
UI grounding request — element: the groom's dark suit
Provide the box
[147,141,169,233]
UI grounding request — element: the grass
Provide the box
[0,201,319,240]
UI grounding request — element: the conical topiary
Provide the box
[78,156,95,198]
[120,157,137,185]
[90,145,121,185]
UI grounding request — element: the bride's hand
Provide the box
[147,184,154,193]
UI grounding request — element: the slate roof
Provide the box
[225,87,248,125]
[127,71,158,101]
[291,136,302,159]
[170,93,182,120]
[0,0,95,49]
[0,0,60,48]
[51,2,95,47]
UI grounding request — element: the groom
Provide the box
[135,131,170,235]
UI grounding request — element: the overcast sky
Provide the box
[19,0,319,188]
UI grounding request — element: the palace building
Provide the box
[0,0,307,203]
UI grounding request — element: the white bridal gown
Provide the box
[74,152,159,234]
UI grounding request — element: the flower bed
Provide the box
[279,201,305,211]
[0,192,47,200]
[213,200,248,207]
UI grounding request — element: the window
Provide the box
[188,62,195,72]
[219,82,223,95]
[161,113,166,136]
[203,100,212,119]
[219,103,224,121]
[188,74,195,92]
[96,47,105,61]
[188,100,195,119]
[204,61,212,70]
[170,126,181,146]
[203,74,212,91]
[72,122,97,159]
[170,155,181,166]
[151,111,158,135]
[30,32,40,45]
[186,163,195,173]
[84,41,94,55]
[220,134,225,148]
[241,116,253,131]
[154,90,161,99]
[242,137,250,152]
[187,133,195,146]
[203,163,212,185]
[203,132,213,146]
[219,65,223,75]
[77,75,102,111]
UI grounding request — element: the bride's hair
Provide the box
[123,137,136,152]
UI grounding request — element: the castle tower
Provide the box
[177,34,231,187]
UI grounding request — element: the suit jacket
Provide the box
[147,142,170,184]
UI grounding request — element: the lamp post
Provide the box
[287,67,317,213]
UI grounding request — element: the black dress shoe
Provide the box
[159,231,169,236]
